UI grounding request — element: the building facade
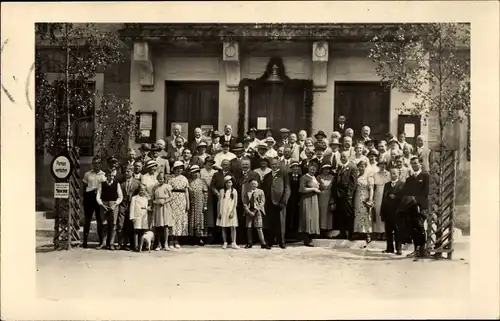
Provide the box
[36,23,470,211]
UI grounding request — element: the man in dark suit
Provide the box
[276,128,290,148]
[262,158,291,248]
[230,143,246,181]
[166,136,185,168]
[286,161,302,240]
[401,156,430,260]
[118,166,141,250]
[188,127,205,153]
[333,151,358,240]
[236,157,262,244]
[219,124,237,149]
[334,115,348,134]
[381,167,405,255]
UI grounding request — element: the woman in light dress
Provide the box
[168,161,190,249]
[366,150,380,176]
[353,160,375,247]
[372,161,391,239]
[350,143,369,166]
[152,173,173,251]
[317,164,335,237]
[298,161,321,247]
[217,175,239,249]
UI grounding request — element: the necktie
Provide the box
[391,182,396,188]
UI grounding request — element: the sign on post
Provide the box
[54,182,70,199]
[51,153,73,181]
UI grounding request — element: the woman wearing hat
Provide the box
[141,160,159,199]
[372,160,390,238]
[195,141,210,164]
[317,164,335,237]
[264,137,278,159]
[188,165,208,244]
[246,128,259,150]
[168,161,190,249]
[298,160,321,246]
[181,148,203,179]
[207,130,222,156]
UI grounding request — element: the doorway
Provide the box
[248,82,307,138]
[334,82,390,140]
[165,81,219,142]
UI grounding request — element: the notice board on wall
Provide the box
[135,111,157,144]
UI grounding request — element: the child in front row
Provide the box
[130,184,152,251]
[242,178,270,249]
[152,173,173,251]
[217,175,239,249]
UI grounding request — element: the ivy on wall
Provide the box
[237,57,313,138]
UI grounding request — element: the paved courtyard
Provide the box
[36,216,470,301]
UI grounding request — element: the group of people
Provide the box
[82,117,431,259]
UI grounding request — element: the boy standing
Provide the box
[119,166,141,250]
[96,169,124,250]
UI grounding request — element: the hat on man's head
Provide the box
[145,159,158,169]
[232,143,244,152]
[367,150,379,158]
[330,138,341,146]
[150,143,162,152]
[364,139,377,146]
[314,130,327,139]
[107,156,119,164]
[247,128,257,134]
[279,128,290,134]
[314,143,326,151]
[197,141,208,148]
[172,161,184,170]
[289,161,300,168]
[140,143,151,151]
[321,164,332,170]
[212,130,221,138]
[222,142,231,148]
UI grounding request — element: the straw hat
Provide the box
[189,165,201,173]
[145,160,157,169]
[172,161,184,170]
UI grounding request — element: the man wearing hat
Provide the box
[246,128,259,150]
[242,135,254,156]
[220,124,237,150]
[230,143,246,178]
[149,143,170,176]
[286,160,302,239]
[166,124,187,151]
[328,137,342,170]
[334,115,348,134]
[207,130,222,156]
[314,130,327,143]
[276,128,291,148]
[137,143,152,165]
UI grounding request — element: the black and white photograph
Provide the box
[1,2,499,320]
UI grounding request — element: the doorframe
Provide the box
[333,81,391,139]
[164,80,220,140]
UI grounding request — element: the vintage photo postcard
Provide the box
[1,1,499,320]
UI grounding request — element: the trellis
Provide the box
[53,147,82,250]
[426,149,457,259]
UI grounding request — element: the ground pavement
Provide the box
[36,214,470,301]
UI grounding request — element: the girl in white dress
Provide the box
[130,184,151,251]
[217,175,239,249]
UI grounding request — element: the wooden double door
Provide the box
[334,82,390,140]
[165,81,219,142]
[248,82,307,138]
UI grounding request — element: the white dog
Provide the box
[139,231,155,253]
